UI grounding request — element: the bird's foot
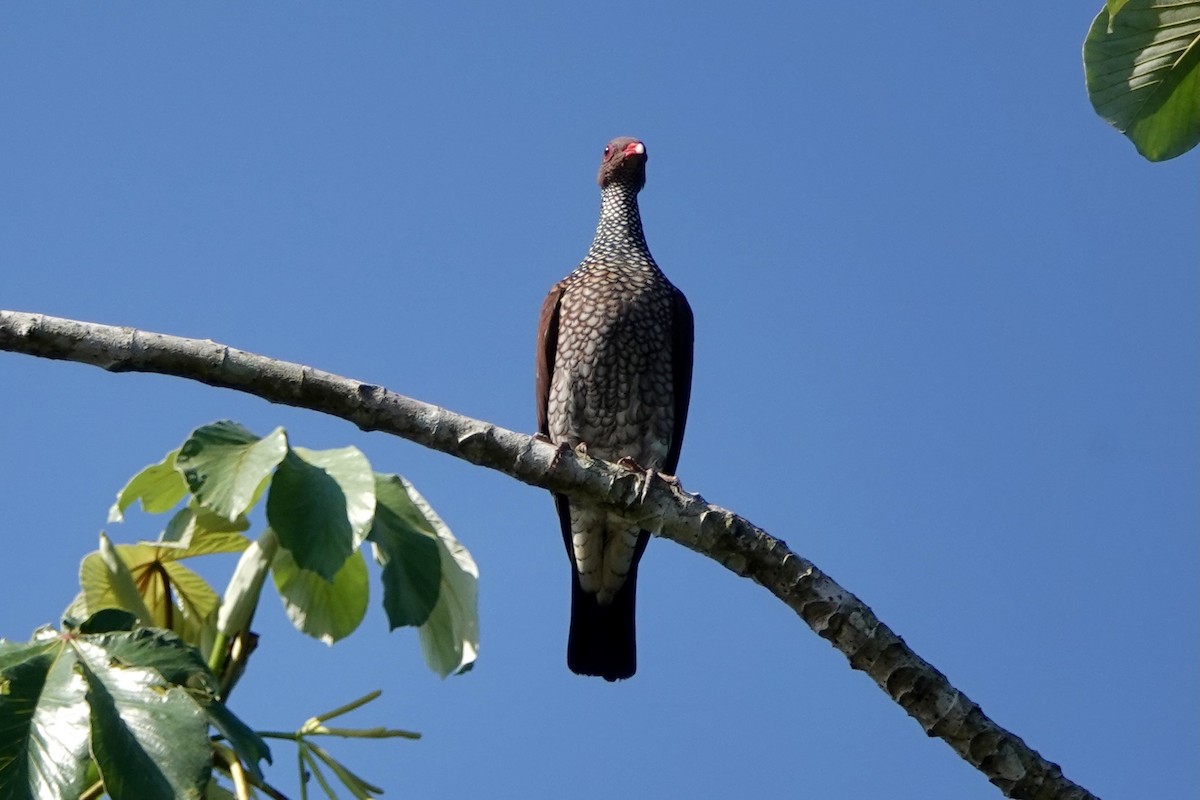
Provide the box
[617,456,645,472]
[533,433,573,471]
[656,472,682,488]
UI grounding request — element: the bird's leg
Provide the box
[532,432,575,472]
[655,472,682,488]
[616,456,645,472]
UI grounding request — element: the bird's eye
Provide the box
[603,145,611,156]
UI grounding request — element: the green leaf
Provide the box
[1107,0,1132,29]
[307,741,382,799]
[266,452,356,581]
[80,541,221,647]
[108,448,189,523]
[0,643,90,800]
[76,628,268,782]
[0,624,218,800]
[398,479,479,678]
[205,780,238,800]
[272,548,369,645]
[176,422,287,520]
[87,627,217,696]
[368,474,442,628]
[216,530,278,638]
[77,639,210,799]
[92,534,153,627]
[161,503,251,548]
[1084,0,1200,161]
[293,447,375,547]
[206,701,272,782]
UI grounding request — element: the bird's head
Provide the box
[597,137,647,192]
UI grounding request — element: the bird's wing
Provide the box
[535,282,564,436]
[536,282,577,570]
[664,287,694,475]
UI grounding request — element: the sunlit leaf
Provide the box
[108,448,188,523]
[272,549,369,645]
[216,529,278,638]
[79,542,220,646]
[1085,0,1200,161]
[77,639,210,800]
[399,480,478,677]
[176,422,287,520]
[0,642,90,800]
[0,621,220,800]
[161,503,251,548]
[92,534,152,627]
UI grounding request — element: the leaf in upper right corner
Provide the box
[175,422,287,521]
[1084,0,1200,161]
[397,478,478,678]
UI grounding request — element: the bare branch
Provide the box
[0,309,1097,800]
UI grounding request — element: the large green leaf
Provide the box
[266,450,361,581]
[368,474,442,628]
[0,618,228,800]
[108,448,188,522]
[176,422,287,520]
[400,480,479,678]
[82,627,269,782]
[77,640,210,799]
[1085,0,1200,161]
[0,643,90,800]
[272,548,369,644]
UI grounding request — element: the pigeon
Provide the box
[535,137,693,680]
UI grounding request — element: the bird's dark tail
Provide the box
[567,564,640,681]
[552,493,650,681]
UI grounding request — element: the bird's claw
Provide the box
[617,456,645,472]
[533,433,574,471]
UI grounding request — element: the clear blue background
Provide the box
[1,5,1195,799]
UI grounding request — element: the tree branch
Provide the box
[0,310,1096,800]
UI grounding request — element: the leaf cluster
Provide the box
[1,420,478,798]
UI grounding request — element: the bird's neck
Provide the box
[586,182,654,265]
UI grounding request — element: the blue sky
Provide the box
[1,4,1196,799]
